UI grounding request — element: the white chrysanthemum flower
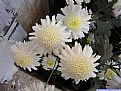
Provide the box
[98,69,117,80]
[24,82,55,91]
[11,41,40,71]
[57,3,91,39]
[29,15,71,55]
[112,0,121,17]
[42,55,58,70]
[106,75,121,88]
[0,39,18,83]
[58,42,101,84]
[75,0,91,4]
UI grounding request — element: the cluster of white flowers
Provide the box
[1,0,121,90]
[2,0,101,88]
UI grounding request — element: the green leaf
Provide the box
[95,34,113,66]
[109,18,121,28]
[96,20,113,37]
[86,78,104,91]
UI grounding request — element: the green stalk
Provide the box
[44,57,58,88]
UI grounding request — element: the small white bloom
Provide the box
[98,69,117,80]
[58,42,101,84]
[57,3,91,39]
[42,55,58,70]
[98,60,118,80]
[24,81,55,91]
[112,0,121,17]
[106,75,121,88]
[0,39,18,83]
[11,41,40,71]
[29,15,71,55]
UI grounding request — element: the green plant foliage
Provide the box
[96,20,113,37]
[109,18,121,27]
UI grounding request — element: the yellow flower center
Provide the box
[105,69,116,79]
[64,14,81,31]
[15,52,32,67]
[36,26,61,49]
[47,60,54,67]
[67,55,92,80]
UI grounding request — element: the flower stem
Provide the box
[44,57,58,88]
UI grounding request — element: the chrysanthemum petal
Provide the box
[58,42,100,84]
[57,3,91,39]
[29,15,71,55]
[11,41,40,71]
